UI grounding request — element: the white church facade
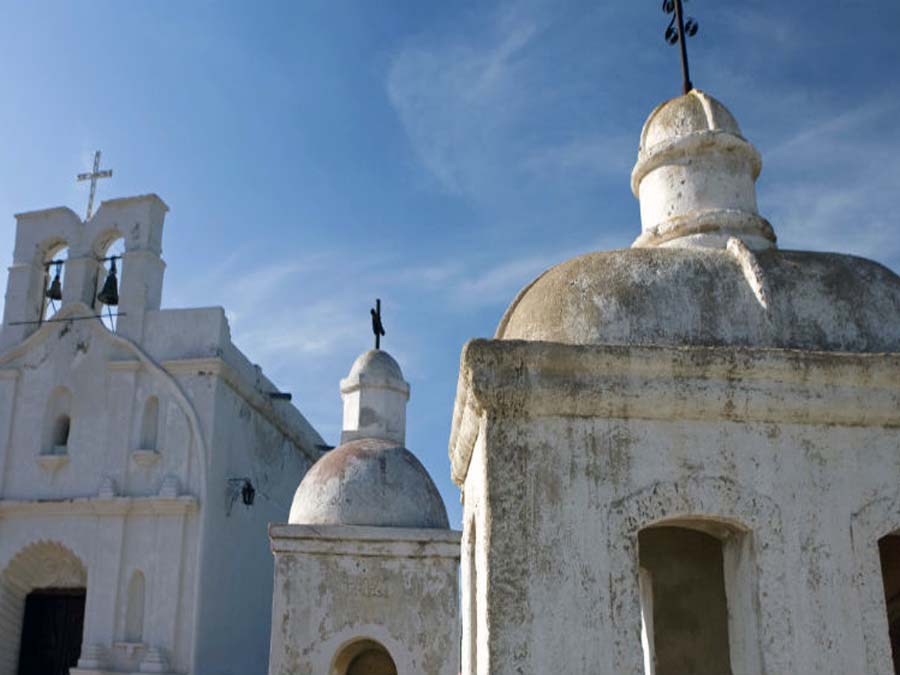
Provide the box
[0,195,324,675]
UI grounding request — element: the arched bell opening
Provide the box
[92,232,124,330]
[39,240,69,322]
[331,638,398,675]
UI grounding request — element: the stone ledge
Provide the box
[449,339,900,484]
[269,523,461,559]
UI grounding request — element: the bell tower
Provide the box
[88,195,168,341]
[0,194,168,352]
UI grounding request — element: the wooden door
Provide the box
[17,588,86,675]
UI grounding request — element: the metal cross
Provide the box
[370,299,386,350]
[76,150,113,221]
[662,0,699,95]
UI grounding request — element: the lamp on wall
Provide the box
[241,479,255,506]
[226,478,256,515]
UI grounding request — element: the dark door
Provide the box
[17,588,86,675]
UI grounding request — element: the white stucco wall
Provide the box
[450,339,900,675]
[0,195,325,675]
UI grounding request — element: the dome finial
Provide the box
[340,348,409,446]
[631,90,776,251]
[662,0,700,95]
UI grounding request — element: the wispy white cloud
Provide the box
[757,95,900,269]
[386,2,634,204]
[387,9,541,197]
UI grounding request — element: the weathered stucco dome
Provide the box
[347,348,404,382]
[496,90,900,352]
[496,247,900,352]
[289,437,449,529]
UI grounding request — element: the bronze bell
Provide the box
[97,259,119,306]
[45,266,62,301]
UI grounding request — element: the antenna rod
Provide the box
[674,0,693,94]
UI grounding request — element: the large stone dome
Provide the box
[289,437,449,529]
[496,247,900,352]
[496,90,900,352]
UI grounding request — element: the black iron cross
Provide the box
[663,0,699,95]
[370,299,386,350]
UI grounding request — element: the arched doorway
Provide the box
[332,639,397,675]
[0,542,87,675]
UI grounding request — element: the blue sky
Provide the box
[2,0,899,527]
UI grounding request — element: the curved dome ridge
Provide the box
[639,89,743,154]
[347,349,404,382]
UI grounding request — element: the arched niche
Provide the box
[0,541,87,675]
[638,523,735,675]
[139,396,160,451]
[331,638,398,675]
[124,570,146,643]
[42,386,73,455]
[607,476,792,675]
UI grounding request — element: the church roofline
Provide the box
[99,193,169,212]
[13,194,169,223]
[14,205,81,221]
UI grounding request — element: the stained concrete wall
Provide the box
[450,339,900,675]
[268,524,461,675]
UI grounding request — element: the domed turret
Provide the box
[496,91,900,352]
[288,437,449,528]
[631,90,773,250]
[340,349,409,446]
[289,347,449,529]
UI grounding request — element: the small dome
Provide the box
[638,89,742,156]
[347,349,404,382]
[289,438,449,529]
[496,247,900,352]
[631,90,768,250]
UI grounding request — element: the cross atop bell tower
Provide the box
[76,150,112,221]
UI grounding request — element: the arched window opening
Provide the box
[41,243,68,321]
[139,397,159,450]
[42,387,73,455]
[333,639,397,675]
[879,534,900,673]
[94,234,124,331]
[638,525,733,675]
[124,571,145,643]
[52,415,71,448]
